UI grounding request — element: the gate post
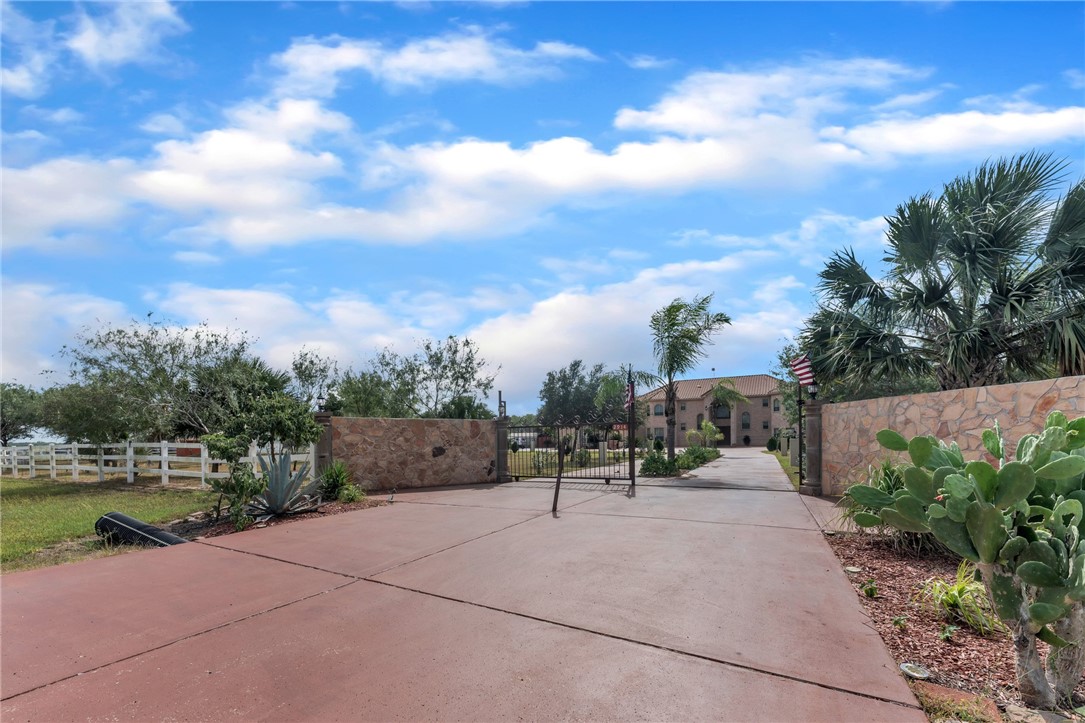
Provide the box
[314,412,334,476]
[799,400,824,496]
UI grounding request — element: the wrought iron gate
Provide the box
[497,401,636,513]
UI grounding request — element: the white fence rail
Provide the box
[0,442,316,487]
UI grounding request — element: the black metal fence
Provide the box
[504,421,632,483]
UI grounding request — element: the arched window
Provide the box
[773,398,780,412]
[716,404,730,419]
[741,412,751,430]
[696,413,704,427]
[654,404,664,415]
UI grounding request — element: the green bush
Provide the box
[640,451,679,477]
[509,439,521,453]
[916,560,1006,636]
[766,436,778,452]
[337,484,364,503]
[574,449,591,467]
[653,438,664,452]
[319,460,352,500]
[847,411,1085,709]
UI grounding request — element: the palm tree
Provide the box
[649,294,733,460]
[803,152,1085,391]
[709,379,748,443]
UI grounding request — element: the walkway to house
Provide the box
[1,449,923,721]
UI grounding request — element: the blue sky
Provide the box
[2,1,1083,414]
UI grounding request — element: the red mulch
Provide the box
[824,531,1085,714]
[167,497,387,539]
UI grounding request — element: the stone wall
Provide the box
[331,417,498,491]
[821,376,1085,496]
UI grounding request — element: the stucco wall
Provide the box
[331,417,497,491]
[822,376,1085,496]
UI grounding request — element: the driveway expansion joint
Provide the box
[362,577,923,713]
[0,579,361,703]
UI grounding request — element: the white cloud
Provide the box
[1,158,135,250]
[872,89,944,111]
[0,1,60,98]
[270,26,598,96]
[172,251,221,265]
[21,105,84,124]
[130,99,349,218]
[66,1,188,70]
[0,280,128,384]
[614,58,927,137]
[1065,69,1085,90]
[140,113,187,136]
[618,53,673,70]
[824,107,1085,157]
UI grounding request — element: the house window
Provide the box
[680,403,686,411]
[773,398,780,412]
[696,413,704,427]
[653,428,664,440]
[680,423,687,431]
[762,420,769,429]
[741,412,750,430]
[773,428,780,436]
[654,404,664,415]
[716,405,730,419]
[762,398,769,407]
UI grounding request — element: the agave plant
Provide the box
[247,452,319,520]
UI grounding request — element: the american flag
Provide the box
[789,354,815,386]
[623,369,636,412]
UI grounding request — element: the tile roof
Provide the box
[639,374,781,401]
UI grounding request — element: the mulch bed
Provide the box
[824,531,1085,716]
[166,497,387,539]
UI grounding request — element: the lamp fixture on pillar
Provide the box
[807,384,818,400]
[317,390,327,412]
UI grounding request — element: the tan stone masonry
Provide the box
[331,417,497,491]
[821,375,1085,496]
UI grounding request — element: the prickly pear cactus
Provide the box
[846,412,1085,709]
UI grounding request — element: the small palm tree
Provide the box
[709,379,748,438]
[649,294,732,461]
[803,152,1085,390]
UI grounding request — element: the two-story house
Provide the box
[638,374,787,447]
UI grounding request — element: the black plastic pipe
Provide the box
[95,511,188,547]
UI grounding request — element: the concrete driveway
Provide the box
[2,449,923,721]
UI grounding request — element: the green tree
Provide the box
[649,294,733,461]
[537,360,606,423]
[770,341,937,426]
[58,317,258,439]
[40,382,130,444]
[339,337,496,419]
[709,378,748,425]
[429,395,495,419]
[0,383,41,445]
[289,348,340,411]
[802,152,1085,391]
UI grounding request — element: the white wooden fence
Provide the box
[0,441,315,487]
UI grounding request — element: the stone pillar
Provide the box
[314,412,334,475]
[799,400,824,496]
[495,413,510,483]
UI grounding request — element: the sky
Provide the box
[2,1,1084,414]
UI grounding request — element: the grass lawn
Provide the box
[1,477,215,572]
[766,450,800,489]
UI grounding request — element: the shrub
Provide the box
[574,449,591,467]
[319,460,352,500]
[916,560,1006,636]
[509,439,521,453]
[840,459,945,555]
[247,453,319,520]
[653,438,664,452]
[337,484,364,503]
[640,451,679,477]
[766,436,778,452]
[848,411,1085,709]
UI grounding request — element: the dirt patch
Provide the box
[824,531,1084,715]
